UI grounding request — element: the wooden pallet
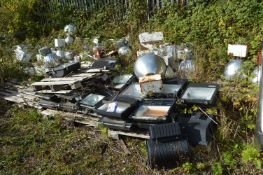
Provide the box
[0,87,41,109]
[0,81,150,140]
[32,79,82,92]
[41,109,149,140]
[40,109,100,127]
[32,72,101,92]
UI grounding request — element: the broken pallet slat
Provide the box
[4,82,35,93]
[3,85,35,95]
[0,90,41,109]
[32,80,82,91]
[32,80,79,86]
[71,73,99,77]
[0,91,26,103]
[40,109,99,127]
[83,69,110,73]
[108,129,150,140]
[17,88,35,95]
[0,89,36,100]
[81,62,93,68]
[36,90,73,94]
[39,109,149,140]
[118,139,131,155]
[41,77,87,82]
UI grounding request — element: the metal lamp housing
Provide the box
[134,53,167,78]
[224,59,243,80]
[118,46,131,56]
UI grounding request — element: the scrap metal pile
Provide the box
[13,27,220,169]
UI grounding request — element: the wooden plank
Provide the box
[3,96,40,109]
[0,91,26,103]
[2,83,35,95]
[118,139,131,155]
[4,82,26,89]
[41,77,87,82]
[1,89,36,101]
[32,80,78,86]
[108,129,150,140]
[83,69,110,73]
[17,88,35,95]
[80,62,93,68]
[71,73,98,77]
[40,109,99,127]
[32,81,82,91]
[0,90,42,109]
[69,81,82,90]
[36,90,73,94]
[139,74,162,83]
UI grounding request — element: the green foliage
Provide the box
[0,0,45,38]
[98,124,108,137]
[148,0,263,80]
[223,151,237,168]
[212,162,223,175]
[196,162,206,171]
[0,0,78,39]
[0,41,25,84]
[182,162,194,173]
[139,142,147,156]
[241,144,261,169]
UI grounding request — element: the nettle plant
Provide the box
[0,0,45,38]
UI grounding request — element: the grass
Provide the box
[0,103,153,175]
[0,99,262,175]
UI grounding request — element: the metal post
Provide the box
[256,60,263,148]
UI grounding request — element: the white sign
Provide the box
[139,32,164,43]
[227,44,247,58]
[139,32,164,49]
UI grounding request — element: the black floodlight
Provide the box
[112,74,133,90]
[181,83,218,105]
[120,83,145,99]
[100,117,132,131]
[94,95,139,119]
[80,93,105,108]
[130,99,175,123]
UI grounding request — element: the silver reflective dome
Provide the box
[64,24,76,34]
[134,53,167,78]
[224,59,243,80]
[65,35,74,45]
[118,46,131,56]
[44,53,60,68]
